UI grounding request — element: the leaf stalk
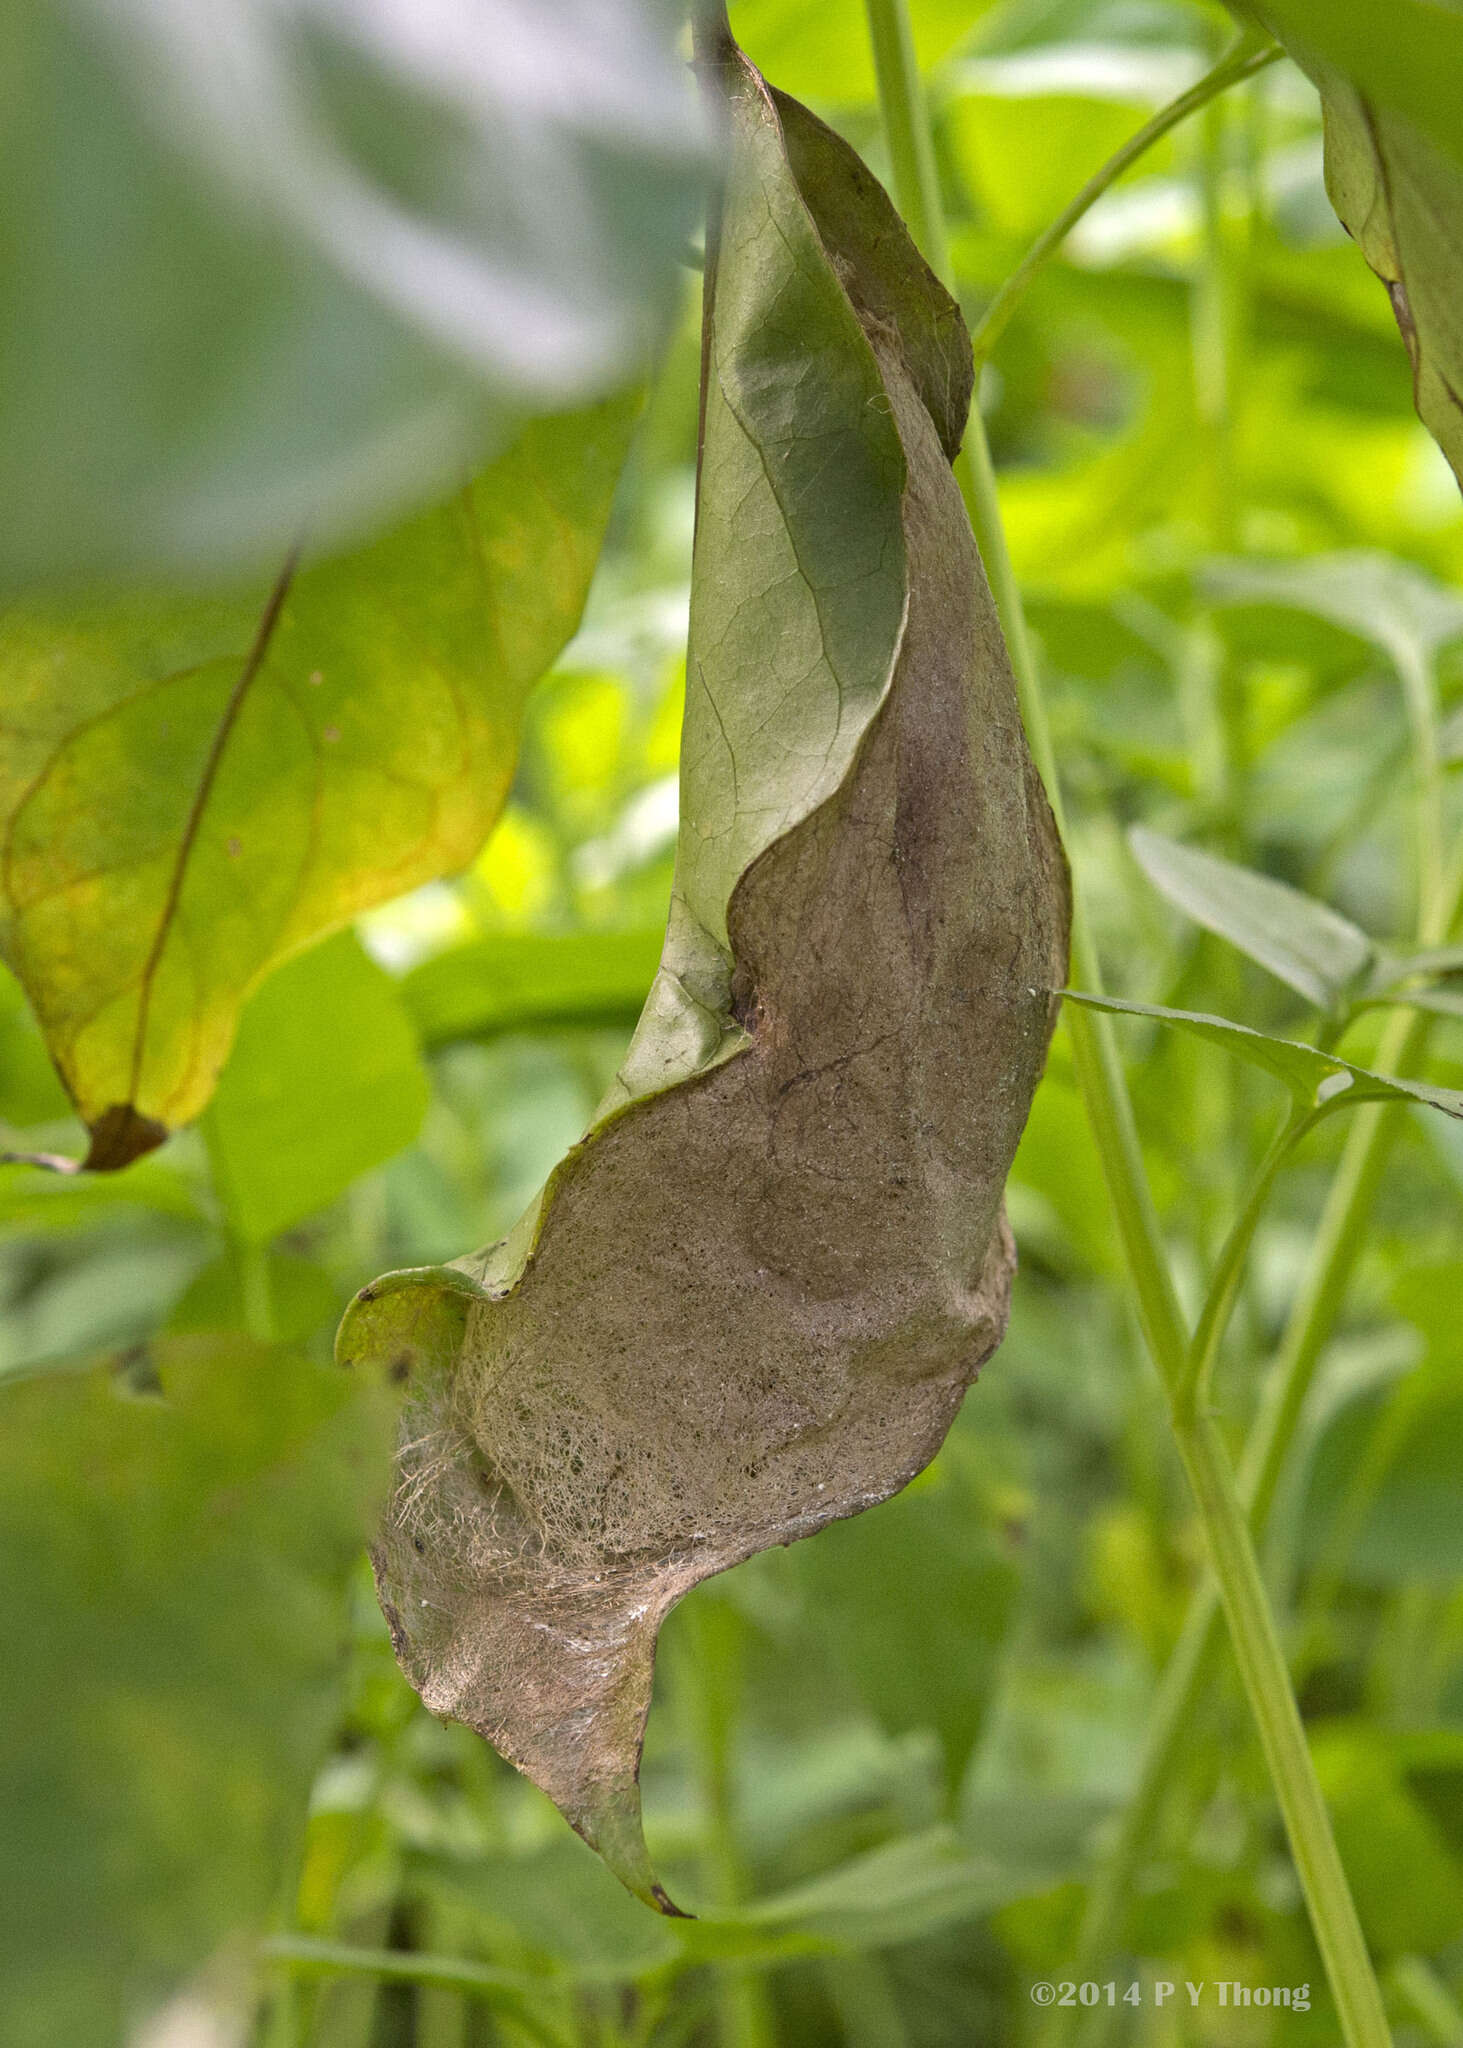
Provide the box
[968,34,1282,365]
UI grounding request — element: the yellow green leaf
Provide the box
[0,393,639,1166]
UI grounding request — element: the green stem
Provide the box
[863,0,951,281]
[679,1601,774,2048]
[968,35,1281,364]
[863,7,1390,2041]
[237,1238,275,1343]
[1056,1003,1445,2036]
[1171,1415,1390,2048]
[1181,1104,1314,1422]
[1398,648,1447,947]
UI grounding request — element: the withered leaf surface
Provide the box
[338,35,1069,1909]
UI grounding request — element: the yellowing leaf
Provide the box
[0,394,639,1166]
[339,30,1068,1910]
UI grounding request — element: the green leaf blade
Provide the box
[2,0,701,587]
[1063,990,1463,1122]
[1129,825,1373,1011]
[0,1338,395,2042]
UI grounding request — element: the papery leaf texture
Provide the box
[1256,5,1463,491]
[339,30,1069,1909]
[0,394,638,1167]
[4,0,701,586]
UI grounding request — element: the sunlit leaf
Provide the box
[0,393,639,1167]
[1258,0,1463,175]
[340,27,1067,1909]
[730,0,990,107]
[3,0,700,585]
[0,1337,394,2045]
[1063,990,1463,1121]
[1129,825,1373,1011]
[204,932,429,1246]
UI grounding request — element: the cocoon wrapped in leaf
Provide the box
[338,29,1070,1909]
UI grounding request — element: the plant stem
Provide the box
[1171,1414,1388,2046]
[238,1238,276,1342]
[862,7,1391,2040]
[1181,1104,1314,1422]
[863,0,950,280]
[1056,1001,1448,2037]
[968,35,1281,364]
[679,1600,774,2048]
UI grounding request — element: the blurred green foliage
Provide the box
[4,0,1463,2044]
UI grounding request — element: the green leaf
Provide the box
[778,1462,1019,1788]
[1128,825,1373,1011]
[1371,943,1463,990]
[1250,8,1463,490]
[1256,0,1463,176]
[729,0,988,108]
[411,1836,682,1980]
[1202,551,1463,684]
[400,928,665,1049]
[0,1337,394,2045]
[341,28,1067,1910]
[203,932,429,1245]
[738,1826,1066,1949]
[1312,1724,1463,1956]
[2,0,700,586]
[1301,1340,1463,1588]
[0,393,639,1167]
[1062,990,1463,1121]
[166,1250,339,1345]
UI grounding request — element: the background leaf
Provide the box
[1063,990,1463,1120]
[0,393,639,1164]
[0,1338,394,2048]
[1129,825,1373,1010]
[2,0,701,586]
[400,927,664,1049]
[203,932,430,1247]
[1202,551,1463,683]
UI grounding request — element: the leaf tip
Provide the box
[578,1774,691,1918]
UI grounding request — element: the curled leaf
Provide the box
[339,34,1068,1907]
